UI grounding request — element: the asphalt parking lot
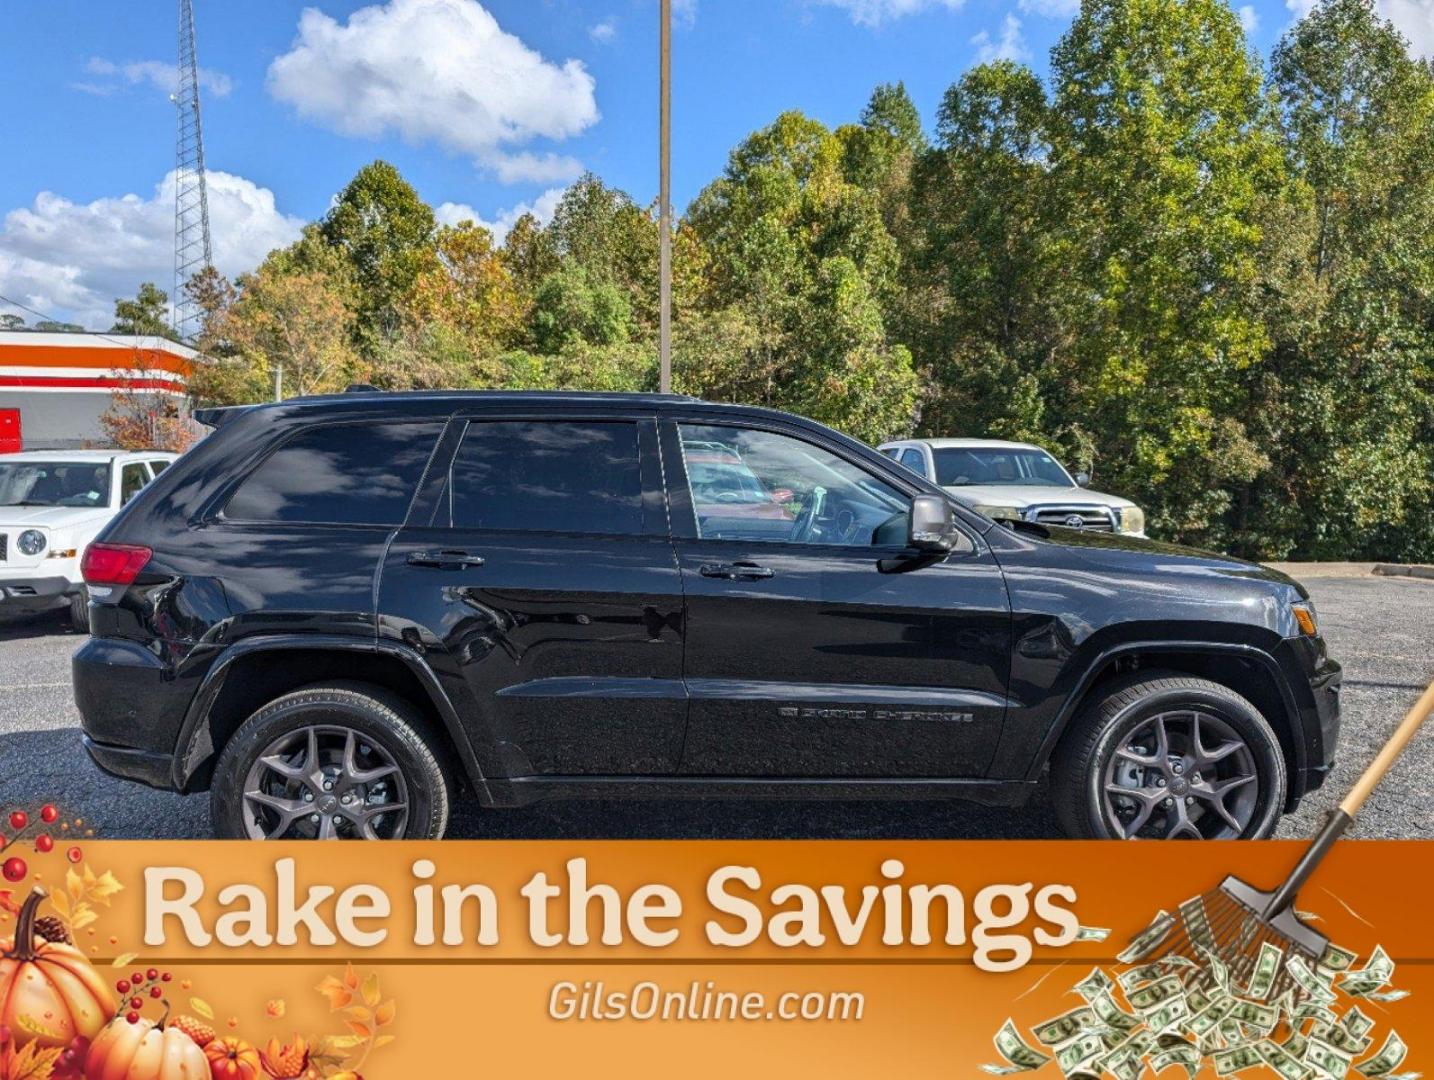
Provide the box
[1,570,1430,840]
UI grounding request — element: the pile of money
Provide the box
[983,902,1415,1080]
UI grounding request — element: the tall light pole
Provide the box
[658,0,672,393]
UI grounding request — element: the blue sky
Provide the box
[1,0,1429,328]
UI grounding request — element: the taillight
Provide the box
[80,543,152,586]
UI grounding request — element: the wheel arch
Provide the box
[172,635,491,803]
[1029,641,1306,801]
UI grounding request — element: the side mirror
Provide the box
[1074,471,1090,488]
[908,494,957,552]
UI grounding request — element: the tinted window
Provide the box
[148,459,170,475]
[0,462,109,508]
[451,421,642,535]
[227,422,441,524]
[933,446,1072,487]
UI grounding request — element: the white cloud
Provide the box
[267,0,599,184]
[1379,0,1433,57]
[0,172,303,330]
[1238,4,1259,31]
[435,186,565,238]
[972,14,1031,62]
[808,0,962,26]
[77,57,234,98]
[589,17,618,43]
[673,0,698,28]
[1285,0,1316,18]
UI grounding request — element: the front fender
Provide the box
[171,634,491,803]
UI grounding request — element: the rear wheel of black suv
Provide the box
[1050,672,1287,840]
[211,682,452,840]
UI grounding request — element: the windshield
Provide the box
[0,462,112,508]
[933,447,1073,488]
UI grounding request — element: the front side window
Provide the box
[933,447,1073,488]
[450,421,643,535]
[0,462,110,508]
[226,422,441,524]
[678,424,907,547]
[899,448,927,477]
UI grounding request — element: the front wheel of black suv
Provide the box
[211,683,452,840]
[1050,672,1287,840]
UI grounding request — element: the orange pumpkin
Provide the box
[204,1036,261,1080]
[85,1015,209,1080]
[0,888,115,1049]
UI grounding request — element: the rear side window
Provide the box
[226,422,441,525]
[899,448,927,477]
[120,463,149,504]
[450,421,642,535]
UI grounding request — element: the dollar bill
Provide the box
[1214,1044,1264,1076]
[1120,963,1171,992]
[1200,945,1233,993]
[1356,1032,1408,1078]
[1307,1037,1355,1079]
[985,1019,1053,1075]
[1259,1038,1313,1080]
[1295,1001,1340,1028]
[1340,947,1395,998]
[1189,997,1237,1039]
[1074,968,1115,1002]
[1128,975,1185,1014]
[1320,944,1358,973]
[1228,998,1279,1034]
[1146,996,1191,1034]
[1288,955,1339,1005]
[1091,990,1142,1034]
[1247,941,1285,1001]
[1034,1007,1099,1047]
[1151,1043,1201,1078]
[1076,925,1112,942]
[1283,1031,1309,1060]
[1313,1021,1374,1057]
[1343,1007,1376,1040]
[1180,895,1216,952]
[1057,1033,1107,1076]
[1364,989,1409,1003]
[1119,911,1176,964]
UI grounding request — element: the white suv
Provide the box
[877,437,1146,537]
[0,450,178,629]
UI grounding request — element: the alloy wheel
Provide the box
[240,725,409,840]
[1100,709,1260,839]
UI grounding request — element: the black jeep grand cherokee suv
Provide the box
[73,391,1341,841]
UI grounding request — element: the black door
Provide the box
[663,418,1012,778]
[377,414,687,780]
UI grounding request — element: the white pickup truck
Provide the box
[0,450,178,629]
[878,437,1146,537]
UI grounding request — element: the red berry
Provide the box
[40,805,58,824]
[35,835,53,853]
[129,997,143,1010]
[146,968,159,981]
[66,846,82,864]
[116,980,130,994]
[126,1012,139,1025]
[131,972,143,985]
[150,986,162,999]
[161,972,172,982]
[8,811,26,832]
[2,857,26,883]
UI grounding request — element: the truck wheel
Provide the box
[68,589,90,633]
[211,683,452,840]
[1051,672,1287,840]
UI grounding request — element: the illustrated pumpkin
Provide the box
[85,1014,209,1080]
[204,1036,261,1080]
[0,887,115,1049]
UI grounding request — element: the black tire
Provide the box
[68,589,89,633]
[1050,672,1287,840]
[211,682,452,840]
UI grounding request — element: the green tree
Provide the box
[548,174,659,332]
[111,282,179,340]
[1046,0,1283,545]
[319,160,436,349]
[529,261,634,355]
[1241,0,1434,559]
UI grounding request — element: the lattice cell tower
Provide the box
[172,0,213,341]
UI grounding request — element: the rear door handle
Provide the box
[699,561,775,580]
[407,549,486,570]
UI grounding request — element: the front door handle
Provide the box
[407,549,486,570]
[699,561,775,581]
